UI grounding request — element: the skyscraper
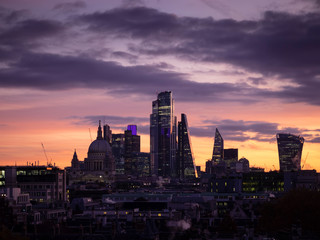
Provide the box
[224,148,238,170]
[112,133,125,175]
[150,91,177,177]
[212,128,224,163]
[124,125,140,176]
[177,113,198,179]
[277,133,304,171]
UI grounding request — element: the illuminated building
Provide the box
[277,133,304,171]
[177,113,198,179]
[0,166,66,203]
[132,152,150,177]
[150,91,177,177]
[112,133,125,175]
[124,125,140,176]
[212,128,224,163]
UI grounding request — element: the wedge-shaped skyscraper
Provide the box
[277,133,304,171]
[212,128,224,163]
[177,113,198,179]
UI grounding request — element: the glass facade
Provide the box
[112,134,125,175]
[177,113,198,179]
[212,128,224,163]
[150,91,177,177]
[277,133,304,171]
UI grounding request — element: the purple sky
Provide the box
[0,0,320,170]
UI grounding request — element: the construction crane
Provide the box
[302,152,309,169]
[41,142,49,166]
[89,128,93,142]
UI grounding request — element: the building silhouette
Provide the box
[124,125,141,176]
[277,133,304,171]
[212,128,224,163]
[150,91,177,177]
[84,121,115,175]
[224,148,238,170]
[177,113,198,179]
[112,133,125,175]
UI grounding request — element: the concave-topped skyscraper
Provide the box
[212,128,224,163]
[177,113,198,179]
[277,133,304,171]
[150,91,177,177]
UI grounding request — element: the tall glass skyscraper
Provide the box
[212,128,224,163]
[150,91,177,177]
[177,113,198,179]
[277,133,304,171]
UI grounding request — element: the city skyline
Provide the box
[1,0,320,171]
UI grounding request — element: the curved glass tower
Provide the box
[277,133,304,171]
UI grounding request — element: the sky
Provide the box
[1,0,320,171]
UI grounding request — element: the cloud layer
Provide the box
[0,6,320,105]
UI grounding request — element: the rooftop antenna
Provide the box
[41,142,49,166]
[89,128,93,142]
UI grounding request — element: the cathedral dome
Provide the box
[88,139,112,153]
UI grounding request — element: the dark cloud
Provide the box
[0,16,66,62]
[309,137,320,143]
[0,8,29,24]
[68,115,149,134]
[111,51,138,61]
[77,8,320,105]
[121,0,146,8]
[69,115,149,125]
[53,1,86,12]
[0,51,259,103]
[1,6,320,106]
[0,19,64,45]
[190,119,305,142]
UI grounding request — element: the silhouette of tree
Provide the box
[259,189,320,238]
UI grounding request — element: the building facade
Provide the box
[124,125,141,176]
[0,166,66,203]
[277,133,304,171]
[150,91,177,178]
[177,113,197,179]
[212,128,224,163]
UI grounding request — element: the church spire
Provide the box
[71,149,79,169]
[97,120,103,140]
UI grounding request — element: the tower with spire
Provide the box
[71,149,79,169]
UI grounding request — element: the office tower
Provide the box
[212,128,224,163]
[150,91,177,177]
[224,148,238,170]
[124,125,140,176]
[112,134,125,175]
[277,133,304,171]
[177,113,198,179]
[103,124,112,144]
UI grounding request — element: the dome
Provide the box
[88,139,112,153]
